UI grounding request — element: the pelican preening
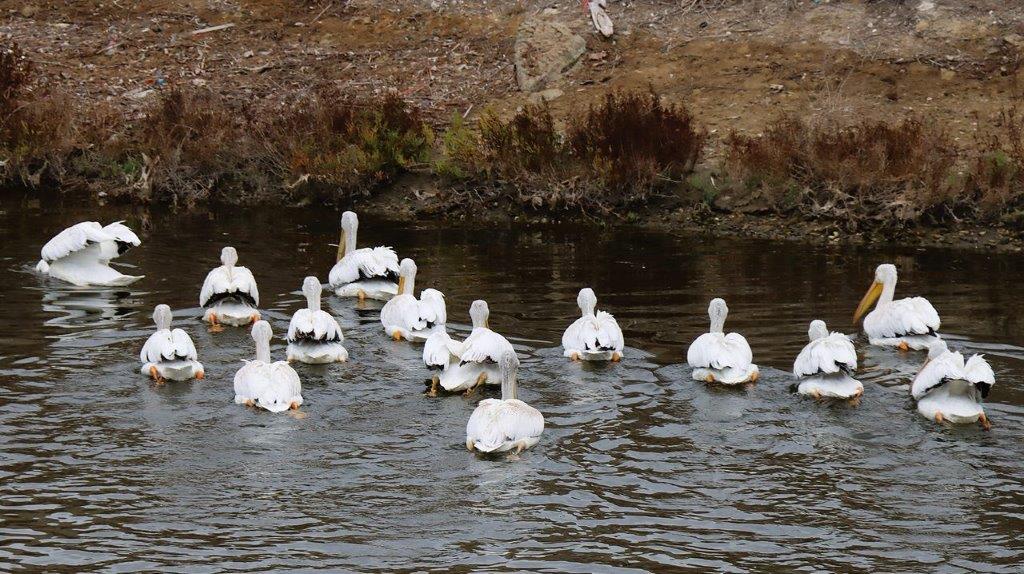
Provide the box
[687,298,759,385]
[200,247,261,330]
[287,276,348,364]
[380,258,447,342]
[793,320,862,401]
[329,211,400,301]
[234,321,304,413]
[139,304,204,383]
[854,264,941,351]
[465,351,545,454]
[424,300,514,395]
[36,221,143,287]
[561,288,624,362]
[912,340,994,430]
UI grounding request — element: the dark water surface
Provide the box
[2,199,1023,572]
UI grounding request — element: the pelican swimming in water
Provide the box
[912,340,994,430]
[328,211,400,301]
[561,287,624,362]
[200,246,260,330]
[286,276,348,364]
[793,320,862,401]
[139,304,204,383]
[466,350,544,455]
[234,321,303,413]
[687,298,759,385]
[424,300,514,395]
[36,221,143,287]
[379,258,446,342]
[853,263,940,351]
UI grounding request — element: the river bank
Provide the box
[4,1,1024,252]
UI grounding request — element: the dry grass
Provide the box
[0,41,74,185]
[725,115,959,228]
[437,91,706,210]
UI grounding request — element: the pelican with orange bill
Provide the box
[853,263,941,351]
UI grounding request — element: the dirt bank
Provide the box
[4,0,1024,251]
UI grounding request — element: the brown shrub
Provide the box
[478,104,563,176]
[260,89,432,199]
[568,91,705,197]
[725,115,958,226]
[962,108,1024,223]
[0,41,75,185]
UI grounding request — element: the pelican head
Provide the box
[808,319,828,342]
[153,304,173,331]
[251,320,273,363]
[499,350,520,401]
[708,298,728,333]
[577,287,597,317]
[853,263,898,324]
[301,276,322,311]
[398,258,417,295]
[469,300,490,329]
[338,211,359,260]
[221,246,238,267]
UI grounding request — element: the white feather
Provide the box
[793,332,857,377]
[199,265,260,307]
[37,221,143,287]
[329,247,399,289]
[466,398,545,453]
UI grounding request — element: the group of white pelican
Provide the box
[36,212,999,457]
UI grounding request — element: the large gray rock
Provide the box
[514,17,586,93]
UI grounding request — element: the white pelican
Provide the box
[583,0,613,37]
[853,263,940,351]
[687,298,759,385]
[36,221,143,287]
[380,258,446,342]
[199,246,260,330]
[466,350,544,455]
[139,304,204,383]
[561,287,624,362]
[424,300,514,395]
[793,320,862,400]
[912,340,994,430]
[234,321,303,413]
[328,211,400,301]
[286,276,348,364]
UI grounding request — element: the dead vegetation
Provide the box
[437,91,706,210]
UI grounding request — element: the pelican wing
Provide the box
[459,328,514,365]
[381,294,424,332]
[687,332,752,370]
[200,265,260,307]
[417,289,447,328]
[288,308,342,343]
[233,361,265,403]
[466,398,545,453]
[964,354,995,398]
[793,332,857,377]
[101,221,142,255]
[40,222,111,261]
[329,246,399,287]
[911,350,964,400]
[140,328,198,363]
[562,311,624,353]
[867,297,940,339]
[255,361,303,412]
[423,330,463,369]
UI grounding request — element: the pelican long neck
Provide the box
[338,223,358,261]
[255,335,271,363]
[502,369,518,401]
[579,299,596,317]
[403,268,416,296]
[879,277,896,306]
[306,288,321,313]
[710,308,727,333]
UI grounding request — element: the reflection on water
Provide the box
[2,200,1024,571]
